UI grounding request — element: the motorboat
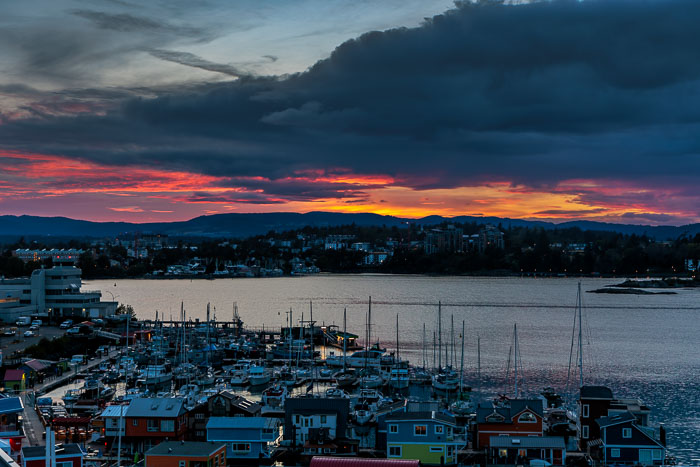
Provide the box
[248,364,272,387]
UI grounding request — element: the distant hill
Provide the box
[0,212,698,241]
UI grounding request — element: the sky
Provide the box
[1,0,699,226]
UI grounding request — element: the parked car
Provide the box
[24,330,35,338]
[66,327,81,335]
[96,345,110,356]
[59,320,73,329]
[31,320,42,327]
[3,328,16,336]
[29,324,39,331]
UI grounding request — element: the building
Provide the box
[21,444,84,467]
[596,413,665,466]
[13,249,83,265]
[206,417,279,462]
[424,226,463,254]
[284,397,357,457]
[385,411,463,465]
[0,265,116,323]
[310,458,419,467]
[475,399,544,449]
[113,398,189,453]
[187,392,261,441]
[477,225,504,252]
[488,436,566,465]
[578,386,614,449]
[0,397,24,456]
[144,441,225,467]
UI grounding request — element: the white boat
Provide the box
[137,364,172,386]
[261,384,287,409]
[325,387,350,398]
[248,364,272,387]
[359,370,384,389]
[389,366,410,389]
[432,367,459,392]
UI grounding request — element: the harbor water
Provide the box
[85,275,700,463]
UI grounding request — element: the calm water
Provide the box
[85,275,700,462]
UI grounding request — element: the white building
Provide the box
[0,265,116,323]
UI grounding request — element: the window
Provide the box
[611,448,620,458]
[414,425,427,436]
[195,413,205,420]
[430,447,443,452]
[582,404,590,418]
[57,462,72,467]
[518,412,537,423]
[499,449,507,458]
[435,425,444,434]
[582,425,589,439]
[320,415,327,424]
[161,420,175,432]
[652,450,664,460]
[622,427,632,438]
[388,446,402,457]
[132,419,138,426]
[179,462,187,467]
[147,419,159,432]
[295,415,300,424]
[389,424,398,434]
[232,443,250,452]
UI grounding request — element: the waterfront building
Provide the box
[578,386,615,449]
[284,397,357,456]
[187,392,261,441]
[206,417,279,461]
[475,399,544,449]
[144,441,225,467]
[488,436,566,465]
[21,444,84,467]
[13,249,83,265]
[0,265,116,323]
[385,411,463,465]
[595,413,665,466]
[0,397,24,456]
[113,398,189,453]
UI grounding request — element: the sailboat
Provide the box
[333,308,358,388]
[432,302,459,393]
[450,320,473,415]
[389,314,409,389]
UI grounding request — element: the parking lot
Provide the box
[0,324,67,356]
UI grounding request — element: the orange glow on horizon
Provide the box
[0,150,696,225]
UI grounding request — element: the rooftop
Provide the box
[22,444,84,459]
[146,441,225,457]
[206,417,276,430]
[386,411,455,425]
[125,397,185,418]
[596,412,637,428]
[489,436,566,449]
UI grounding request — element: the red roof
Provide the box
[3,369,25,381]
[310,458,420,467]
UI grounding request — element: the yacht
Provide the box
[248,364,272,387]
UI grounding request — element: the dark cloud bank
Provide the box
[3,0,700,200]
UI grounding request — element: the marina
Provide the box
[1,275,695,465]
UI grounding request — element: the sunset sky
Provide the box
[1,0,699,225]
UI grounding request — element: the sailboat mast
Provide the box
[206,303,210,367]
[578,282,584,388]
[288,307,293,366]
[438,301,442,369]
[396,313,400,362]
[477,334,481,406]
[343,308,347,372]
[460,320,465,393]
[422,323,426,370]
[514,323,519,398]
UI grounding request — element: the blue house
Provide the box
[206,416,279,462]
[596,412,665,466]
[385,411,465,465]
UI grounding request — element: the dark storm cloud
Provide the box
[3,0,700,194]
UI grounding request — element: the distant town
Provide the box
[1,222,699,280]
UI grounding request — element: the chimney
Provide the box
[659,423,666,447]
